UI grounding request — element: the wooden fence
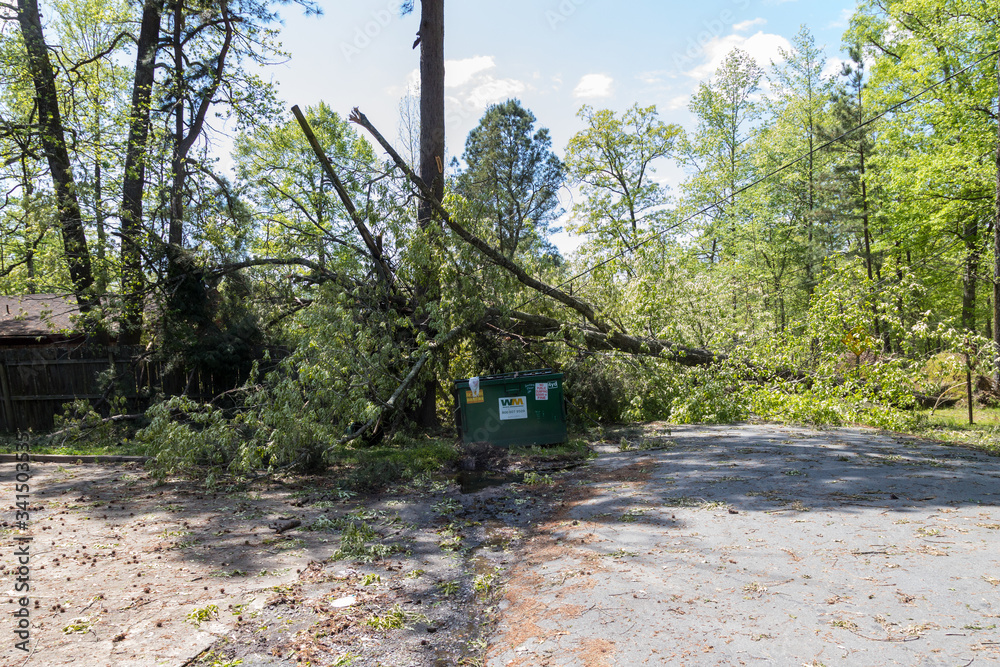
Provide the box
[0,345,267,433]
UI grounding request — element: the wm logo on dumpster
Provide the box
[498,396,528,420]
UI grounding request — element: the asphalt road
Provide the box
[489,424,1000,667]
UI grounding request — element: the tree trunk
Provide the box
[118,0,165,345]
[414,0,445,428]
[16,0,98,315]
[20,158,36,294]
[166,4,232,253]
[962,217,979,334]
[859,140,883,345]
[993,55,1000,381]
[168,0,186,249]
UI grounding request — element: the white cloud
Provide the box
[446,56,496,88]
[822,56,847,80]
[829,8,853,29]
[396,55,528,115]
[573,73,614,99]
[685,31,792,80]
[637,71,664,85]
[666,94,690,111]
[733,18,766,32]
[464,78,526,108]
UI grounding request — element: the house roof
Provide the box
[0,294,81,339]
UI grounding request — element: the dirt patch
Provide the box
[4,461,348,666]
[4,453,571,667]
[576,638,616,667]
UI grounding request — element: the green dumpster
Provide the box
[453,369,566,448]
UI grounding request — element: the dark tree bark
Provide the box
[993,56,1000,381]
[16,0,98,315]
[167,1,233,249]
[418,0,445,212]
[414,0,445,428]
[118,0,165,345]
[962,217,979,335]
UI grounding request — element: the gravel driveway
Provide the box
[489,424,1000,667]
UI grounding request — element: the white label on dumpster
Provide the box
[499,396,528,420]
[535,383,549,400]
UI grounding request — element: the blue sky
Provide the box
[258,0,860,250]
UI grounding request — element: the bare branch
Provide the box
[65,31,132,74]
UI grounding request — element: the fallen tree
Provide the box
[257,105,724,446]
[344,108,720,360]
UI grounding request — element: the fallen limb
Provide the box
[292,105,396,289]
[349,108,607,331]
[348,107,723,367]
[492,309,720,366]
[40,413,146,443]
[208,256,338,280]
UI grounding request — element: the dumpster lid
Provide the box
[453,368,559,386]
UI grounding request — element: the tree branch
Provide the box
[348,107,613,334]
[492,309,720,366]
[328,321,469,450]
[65,31,133,74]
[291,105,396,288]
[207,256,338,280]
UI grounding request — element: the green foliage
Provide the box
[136,396,245,478]
[332,521,405,562]
[566,104,681,252]
[51,395,129,449]
[563,356,628,423]
[186,604,219,626]
[522,471,554,486]
[436,579,460,597]
[664,361,751,425]
[158,249,265,391]
[16,0,1000,473]
[473,567,503,599]
[364,605,427,631]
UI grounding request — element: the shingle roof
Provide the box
[0,294,80,338]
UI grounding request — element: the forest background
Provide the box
[2,0,999,480]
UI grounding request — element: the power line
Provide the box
[517,48,1000,312]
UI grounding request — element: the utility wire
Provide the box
[516,48,1000,312]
